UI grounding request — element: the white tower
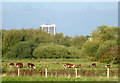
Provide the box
[40,24,56,35]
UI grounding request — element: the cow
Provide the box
[16,63,23,68]
[9,63,14,67]
[76,64,81,68]
[27,63,36,69]
[63,63,75,69]
[92,63,96,67]
[106,65,111,68]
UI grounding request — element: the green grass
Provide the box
[2,76,118,81]
[2,58,119,81]
[2,58,118,70]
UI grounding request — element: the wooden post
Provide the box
[75,68,77,78]
[60,74,62,77]
[45,68,47,77]
[107,68,110,78]
[24,72,25,76]
[64,73,66,78]
[18,68,20,76]
[68,74,70,78]
[55,72,57,77]
[106,65,110,78]
[51,73,53,77]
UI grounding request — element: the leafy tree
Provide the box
[70,35,87,49]
[33,43,70,59]
[68,46,80,58]
[6,41,36,58]
[80,40,99,61]
[59,36,72,47]
[80,25,118,61]
[2,29,54,57]
[98,46,120,64]
[53,33,64,44]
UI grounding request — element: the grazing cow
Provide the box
[16,63,23,68]
[9,63,14,67]
[77,64,81,68]
[88,65,91,68]
[63,63,75,69]
[106,65,111,68]
[74,64,81,68]
[92,63,96,67]
[27,63,36,69]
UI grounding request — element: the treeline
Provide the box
[2,25,120,64]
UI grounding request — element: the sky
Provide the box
[2,2,118,37]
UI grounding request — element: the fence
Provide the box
[7,67,118,78]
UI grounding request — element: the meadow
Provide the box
[2,58,119,81]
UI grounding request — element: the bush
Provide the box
[2,66,8,74]
[68,46,80,58]
[6,41,36,58]
[98,46,120,64]
[33,43,71,59]
[79,40,100,60]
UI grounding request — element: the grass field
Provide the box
[2,76,118,81]
[2,58,119,81]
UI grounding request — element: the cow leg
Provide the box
[33,66,36,69]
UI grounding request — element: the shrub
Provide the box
[33,43,71,59]
[6,41,36,58]
[98,46,120,64]
[2,66,8,74]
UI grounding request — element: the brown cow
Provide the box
[16,63,23,68]
[76,64,81,68]
[63,63,75,69]
[27,63,36,69]
[92,63,96,67]
[9,63,14,67]
[106,65,111,68]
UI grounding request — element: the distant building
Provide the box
[40,24,56,35]
[86,35,92,41]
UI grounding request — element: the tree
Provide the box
[80,25,118,61]
[33,43,70,59]
[59,36,72,46]
[53,33,64,44]
[70,35,87,49]
[6,41,36,58]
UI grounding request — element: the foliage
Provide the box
[98,46,120,64]
[33,43,70,59]
[59,36,72,47]
[5,41,36,58]
[80,25,118,62]
[2,65,8,74]
[53,33,64,44]
[2,25,119,64]
[2,29,53,57]
[70,35,87,49]
[68,46,80,58]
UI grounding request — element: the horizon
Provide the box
[2,2,118,37]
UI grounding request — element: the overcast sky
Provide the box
[2,2,118,37]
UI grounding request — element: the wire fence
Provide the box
[6,67,118,78]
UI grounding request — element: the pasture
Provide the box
[2,58,119,81]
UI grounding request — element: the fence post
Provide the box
[64,73,66,78]
[106,65,110,78]
[45,68,47,77]
[51,73,53,77]
[107,68,110,78]
[24,72,25,76]
[55,72,57,77]
[75,68,77,78]
[18,68,20,76]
